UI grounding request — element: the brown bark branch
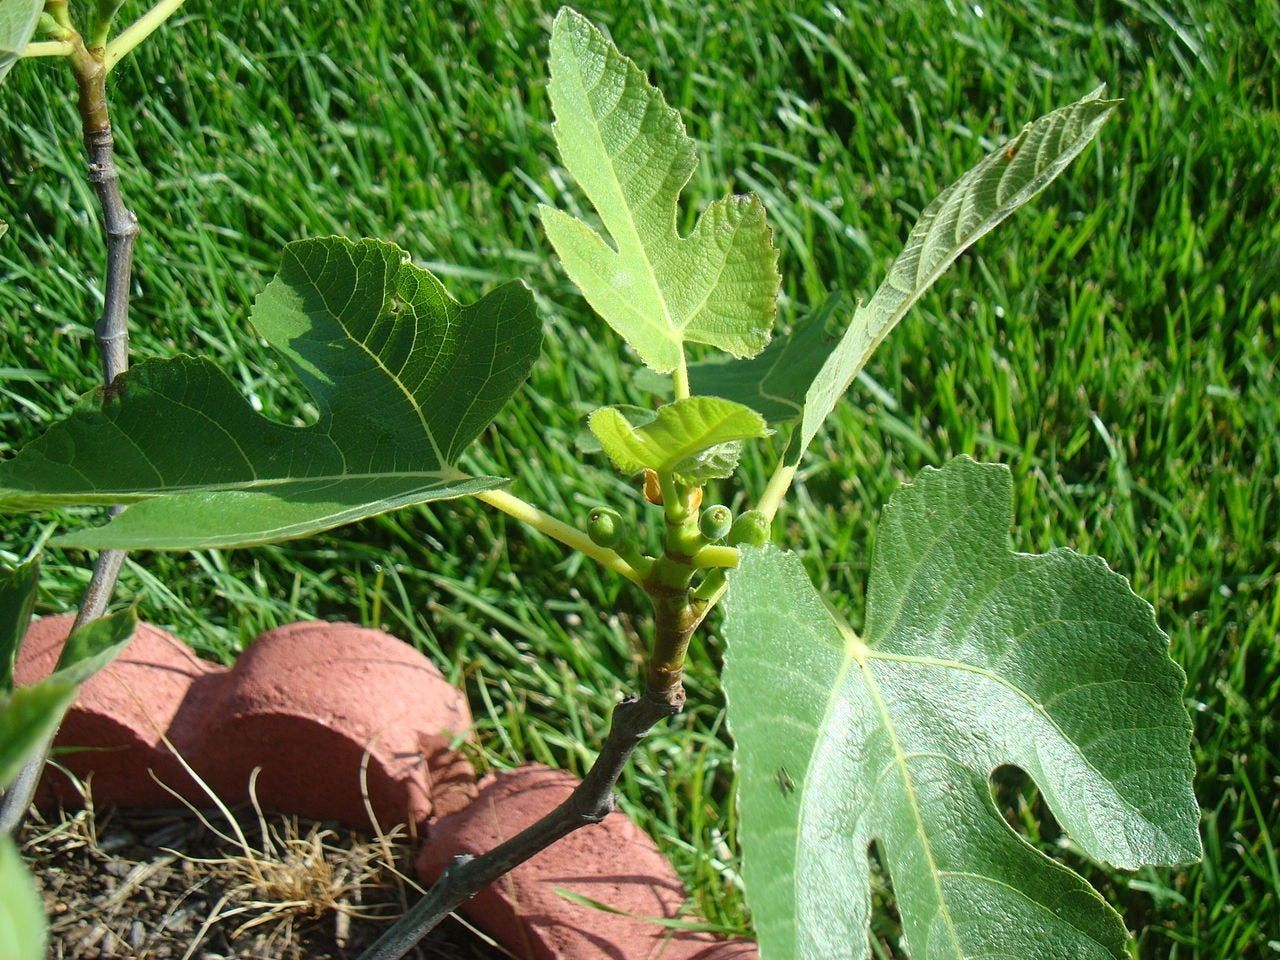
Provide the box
[0,47,135,837]
[357,692,679,960]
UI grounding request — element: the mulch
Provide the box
[20,802,505,960]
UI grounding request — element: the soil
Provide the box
[20,800,506,960]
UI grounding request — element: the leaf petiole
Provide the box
[44,0,72,32]
[103,0,185,71]
[689,544,738,569]
[756,459,798,523]
[472,488,643,584]
[20,40,74,58]
[672,353,690,400]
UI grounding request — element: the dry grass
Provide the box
[21,768,501,959]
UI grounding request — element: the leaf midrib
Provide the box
[558,31,679,352]
[18,470,462,499]
[297,254,447,465]
[858,651,966,960]
[829,105,1110,422]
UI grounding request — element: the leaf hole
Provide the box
[988,764,1063,848]
[867,840,907,958]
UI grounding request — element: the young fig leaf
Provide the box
[722,457,1200,960]
[690,90,1118,452]
[0,237,543,549]
[541,7,780,373]
[0,0,42,85]
[589,396,767,484]
[574,403,655,455]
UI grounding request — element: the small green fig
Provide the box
[587,507,624,548]
[699,504,733,541]
[727,510,769,547]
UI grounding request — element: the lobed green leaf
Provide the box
[541,7,780,373]
[722,457,1200,960]
[689,90,1118,458]
[0,0,41,85]
[589,395,767,484]
[0,237,544,549]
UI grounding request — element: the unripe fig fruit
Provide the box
[727,510,769,547]
[587,507,624,548]
[699,504,733,541]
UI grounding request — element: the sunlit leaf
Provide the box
[575,403,655,455]
[0,237,543,549]
[689,91,1118,457]
[589,396,767,483]
[541,8,779,373]
[723,457,1200,959]
[0,836,46,960]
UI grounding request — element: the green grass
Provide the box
[2,0,1278,955]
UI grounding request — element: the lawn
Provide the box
[1,0,1277,956]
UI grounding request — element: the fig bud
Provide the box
[643,469,663,505]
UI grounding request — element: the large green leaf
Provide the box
[0,237,543,549]
[722,458,1200,960]
[589,396,767,484]
[0,559,38,692]
[540,8,779,374]
[0,836,46,960]
[0,0,41,85]
[689,91,1118,452]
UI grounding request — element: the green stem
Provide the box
[103,0,186,71]
[21,40,74,57]
[691,568,725,602]
[89,0,126,49]
[681,458,797,632]
[672,353,690,400]
[687,579,726,632]
[472,488,642,584]
[689,544,738,568]
[659,480,703,559]
[657,470,683,523]
[45,0,73,31]
[757,458,798,523]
